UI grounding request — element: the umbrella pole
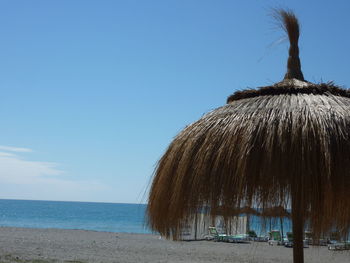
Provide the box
[280,217,284,244]
[291,191,304,263]
[194,213,198,240]
[246,214,250,234]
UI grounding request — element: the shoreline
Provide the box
[0,227,348,263]
[0,225,152,235]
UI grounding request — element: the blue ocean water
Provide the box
[0,199,151,234]
[0,199,292,235]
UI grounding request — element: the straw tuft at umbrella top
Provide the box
[275,9,304,81]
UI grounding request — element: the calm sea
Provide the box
[0,199,292,235]
[0,199,151,234]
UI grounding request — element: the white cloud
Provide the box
[0,146,109,202]
[0,152,16,158]
[0,154,62,184]
[0,145,32,153]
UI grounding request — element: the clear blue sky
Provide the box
[0,0,349,203]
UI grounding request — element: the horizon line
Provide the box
[0,198,148,206]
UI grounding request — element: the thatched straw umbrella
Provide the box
[148,9,350,263]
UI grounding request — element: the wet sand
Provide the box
[0,227,348,263]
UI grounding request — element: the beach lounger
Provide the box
[247,230,257,240]
[208,226,229,242]
[268,230,283,245]
[328,241,350,251]
[329,231,341,242]
[247,230,268,242]
[304,231,327,246]
[256,236,269,242]
[304,231,312,245]
[326,231,350,250]
[227,233,250,243]
[284,232,293,247]
[208,227,250,243]
[284,232,309,248]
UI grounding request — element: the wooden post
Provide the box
[194,213,198,240]
[291,188,304,263]
[280,217,284,244]
[246,214,250,234]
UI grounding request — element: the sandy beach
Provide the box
[0,227,348,263]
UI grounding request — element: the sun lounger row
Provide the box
[206,227,349,251]
[208,227,250,243]
[328,241,350,251]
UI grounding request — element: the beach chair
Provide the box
[208,226,228,242]
[247,230,267,242]
[328,241,350,251]
[208,227,250,243]
[326,231,350,250]
[304,231,327,246]
[284,232,293,247]
[314,238,328,246]
[268,230,283,245]
[304,231,312,245]
[284,232,309,248]
[227,233,250,243]
[247,230,257,240]
[328,231,341,244]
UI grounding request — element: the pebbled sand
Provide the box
[0,227,348,263]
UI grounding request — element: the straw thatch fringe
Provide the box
[148,85,350,239]
[260,206,290,218]
[227,80,349,102]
